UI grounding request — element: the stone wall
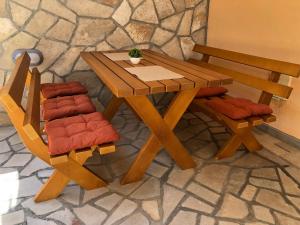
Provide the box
[0,0,208,124]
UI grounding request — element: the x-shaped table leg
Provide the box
[121,88,200,184]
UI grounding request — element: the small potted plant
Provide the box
[128,48,142,64]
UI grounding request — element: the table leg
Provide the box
[121,88,200,184]
[103,96,124,121]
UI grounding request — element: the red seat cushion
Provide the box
[205,97,273,120]
[225,98,273,116]
[41,81,87,99]
[196,87,228,98]
[206,98,252,120]
[45,112,119,155]
[42,95,96,121]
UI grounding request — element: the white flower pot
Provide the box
[130,57,141,64]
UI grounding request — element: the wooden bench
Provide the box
[188,44,300,159]
[0,53,116,202]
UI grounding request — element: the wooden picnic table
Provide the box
[81,49,232,184]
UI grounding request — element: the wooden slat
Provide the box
[188,59,293,99]
[193,44,300,77]
[1,53,30,107]
[258,71,281,104]
[23,68,41,135]
[144,50,232,86]
[81,52,133,97]
[122,60,166,93]
[142,56,207,88]
[92,52,150,96]
[98,143,116,155]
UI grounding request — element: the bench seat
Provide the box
[42,94,96,121]
[45,112,119,155]
[205,97,273,120]
[41,81,87,99]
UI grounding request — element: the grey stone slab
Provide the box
[182,196,214,214]
[200,215,215,225]
[131,177,160,199]
[146,161,169,178]
[194,143,218,159]
[217,194,248,219]
[0,127,15,141]
[169,210,197,225]
[274,212,300,225]
[20,157,49,176]
[47,208,78,225]
[286,166,300,184]
[0,210,24,225]
[74,204,107,225]
[251,168,278,180]
[252,205,275,224]
[241,185,257,201]
[22,197,62,215]
[82,187,109,204]
[108,177,146,195]
[167,166,194,188]
[103,199,137,225]
[0,175,42,200]
[162,184,185,223]
[119,213,149,225]
[26,216,57,225]
[231,154,274,168]
[195,164,230,193]
[187,182,220,205]
[3,153,31,167]
[226,168,249,194]
[0,152,12,165]
[256,189,300,218]
[60,186,81,205]
[0,140,10,153]
[95,193,123,211]
[142,200,160,221]
[278,169,300,196]
[249,177,282,192]
[8,133,21,145]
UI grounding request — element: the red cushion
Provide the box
[206,99,252,120]
[42,95,96,121]
[41,81,87,99]
[225,98,273,116]
[205,97,273,120]
[45,112,119,155]
[196,87,228,98]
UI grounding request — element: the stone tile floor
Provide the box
[0,108,300,225]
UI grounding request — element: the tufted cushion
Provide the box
[42,95,96,121]
[205,97,273,120]
[225,98,273,116]
[45,112,119,155]
[41,81,87,99]
[196,87,228,98]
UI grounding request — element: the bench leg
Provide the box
[34,153,107,202]
[216,128,263,160]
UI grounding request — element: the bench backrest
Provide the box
[190,44,300,104]
[0,53,49,162]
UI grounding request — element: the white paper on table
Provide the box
[125,66,184,82]
[104,53,129,61]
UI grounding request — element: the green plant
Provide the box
[128,48,142,58]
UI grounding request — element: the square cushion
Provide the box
[45,112,119,155]
[205,97,273,120]
[196,87,228,98]
[41,81,87,99]
[42,95,96,121]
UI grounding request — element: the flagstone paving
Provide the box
[0,108,300,225]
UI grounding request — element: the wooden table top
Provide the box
[81,50,232,97]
